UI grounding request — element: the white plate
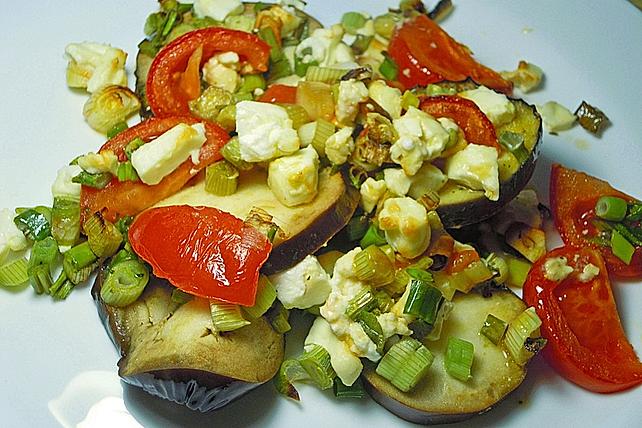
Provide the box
[1,1,641,427]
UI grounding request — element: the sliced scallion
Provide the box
[485,253,509,285]
[360,223,387,248]
[278,103,310,130]
[626,202,642,222]
[357,311,385,354]
[64,241,97,272]
[305,66,346,84]
[72,171,113,189]
[401,90,420,111]
[341,11,367,34]
[345,287,376,320]
[106,121,128,139]
[49,271,74,300]
[52,196,81,247]
[424,300,453,341]
[505,255,532,288]
[0,257,29,286]
[299,344,336,390]
[444,337,474,382]
[595,196,627,222]
[242,275,276,319]
[274,359,308,401]
[403,279,443,325]
[28,236,59,294]
[378,52,398,81]
[346,215,369,242]
[205,160,239,196]
[613,222,642,246]
[311,119,335,157]
[375,337,434,392]
[406,267,434,283]
[238,74,266,94]
[351,35,373,55]
[124,137,145,159]
[13,207,51,241]
[116,161,139,182]
[504,307,542,366]
[574,101,609,135]
[499,131,529,164]
[83,212,123,258]
[101,259,149,307]
[210,301,251,332]
[480,313,508,345]
[425,84,456,97]
[352,245,394,287]
[333,377,365,399]
[610,229,635,265]
[266,301,291,334]
[220,137,252,171]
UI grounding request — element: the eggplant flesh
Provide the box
[92,269,284,412]
[362,290,527,425]
[156,167,359,274]
[436,89,543,228]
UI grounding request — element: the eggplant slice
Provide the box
[362,290,527,425]
[92,269,284,412]
[155,167,359,274]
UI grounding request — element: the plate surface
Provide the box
[0,1,641,427]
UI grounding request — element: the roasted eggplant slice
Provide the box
[362,290,527,425]
[436,96,542,228]
[156,168,360,274]
[92,270,284,411]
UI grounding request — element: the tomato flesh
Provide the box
[420,95,499,149]
[147,27,270,117]
[523,246,642,392]
[258,84,298,104]
[389,15,512,93]
[129,205,272,306]
[80,116,229,223]
[550,163,642,278]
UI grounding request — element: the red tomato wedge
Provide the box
[550,164,642,278]
[129,205,272,306]
[80,116,229,223]
[420,95,499,149]
[445,249,480,274]
[523,246,642,392]
[258,84,298,104]
[390,15,512,93]
[147,27,271,117]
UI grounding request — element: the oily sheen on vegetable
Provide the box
[128,205,272,306]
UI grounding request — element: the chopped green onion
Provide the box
[28,236,59,294]
[238,74,266,94]
[0,257,29,286]
[352,245,394,287]
[347,165,368,189]
[72,171,113,189]
[610,229,635,265]
[499,131,529,164]
[334,377,365,398]
[266,301,291,334]
[107,121,128,139]
[259,26,293,81]
[444,337,474,382]
[626,203,642,222]
[373,13,398,39]
[480,313,508,345]
[274,359,308,401]
[386,269,410,296]
[485,253,509,285]
[613,222,642,246]
[406,267,434,283]
[357,311,385,354]
[171,288,192,306]
[52,196,80,247]
[374,289,393,313]
[346,215,369,242]
[210,301,251,332]
[13,208,51,241]
[378,52,398,81]
[278,103,310,130]
[49,271,74,300]
[125,137,145,159]
[360,223,387,248]
[424,300,453,341]
[504,307,542,365]
[595,196,627,222]
[403,279,443,325]
[242,275,276,319]
[234,92,254,102]
[379,244,396,263]
[574,101,609,135]
[64,241,97,272]
[221,137,252,171]
[205,160,239,196]
[110,245,138,267]
[299,344,336,390]
[345,287,377,320]
[161,9,178,37]
[505,255,532,288]
[116,161,139,182]
[100,259,150,307]
[83,212,123,258]
[341,12,367,34]
[376,337,434,392]
[311,119,335,157]
[351,35,373,55]
[425,84,457,97]
[114,216,134,237]
[401,90,420,111]
[305,66,346,84]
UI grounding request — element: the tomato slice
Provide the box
[446,249,480,274]
[147,27,270,117]
[550,164,642,278]
[257,84,298,104]
[80,116,229,223]
[523,246,642,392]
[390,15,512,93]
[420,95,499,149]
[129,206,272,306]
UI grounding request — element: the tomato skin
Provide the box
[446,249,480,274]
[389,15,512,94]
[129,206,271,306]
[257,84,298,104]
[420,95,499,149]
[80,116,229,223]
[523,246,642,393]
[147,28,270,117]
[550,164,642,278]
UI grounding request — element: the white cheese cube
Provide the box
[0,208,28,263]
[131,123,206,185]
[460,85,515,126]
[578,263,600,282]
[378,197,431,259]
[359,178,387,213]
[368,80,402,119]
[267,146,319,207]
[51,165,83,199]
[193,0,243,21]
[536,101,576,133]
[335,79,369,124]
[202,52,240,93]
[543,257,574,282]
[295,26,355,68]
[383,168,413,196]
[270,255,331,309]
[65,42,127,93]
[305,317,363,386]
[407,163,447,199]
[236,101,300,162]
[445,144,500,201]
[325,127,355,165]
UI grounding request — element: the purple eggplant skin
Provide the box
[92,267,284,412]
